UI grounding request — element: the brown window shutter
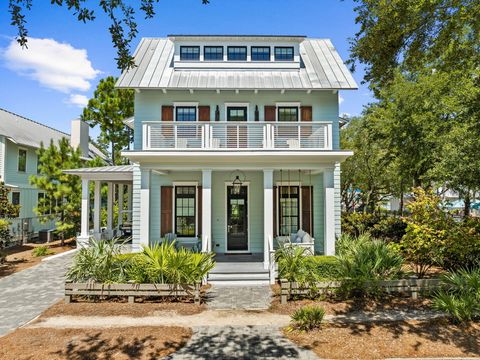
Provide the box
[301,106,312,121]
[301,186,313,235]
[162,105,174,121]
[273,186,277,238]
[264,106,276,121]
[161,186,173,236]
[197,186,202,235]
[198,106,210,121]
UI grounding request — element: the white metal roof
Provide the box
[64,165,133,181]
[0,108,106,160]
[116,37,357,90]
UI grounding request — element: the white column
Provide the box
[139,169,150,249]
[126,184,132,222]
[324,170,335,255]
[106,182,113,239]
[201,170,212,252]
[118,184,124,227]
[78,178,90,247]
[93,180,101,240]
[263,169,274,270]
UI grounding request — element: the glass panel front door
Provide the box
[227,186,248,251]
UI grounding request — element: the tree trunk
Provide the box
[399,190,404,215]
[60,210,65,247]
[464,192,471,218]
[111,140,115,165]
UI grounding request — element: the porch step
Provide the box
[207,262,271,286]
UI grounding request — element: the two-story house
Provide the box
[0,108,105,242]
[66,35,357,283]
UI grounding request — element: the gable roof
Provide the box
[0,108,106,160]
[116,37,357,90]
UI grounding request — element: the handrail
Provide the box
[268,235,276,284]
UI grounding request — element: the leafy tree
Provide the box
[8,0,210,70]
[0,181,20,253]
[30,138,103,245]
[82,76,134,165]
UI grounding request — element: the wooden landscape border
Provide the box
[280,278,441,304]
[65,282,201,304]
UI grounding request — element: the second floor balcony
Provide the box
[142,121,333,151]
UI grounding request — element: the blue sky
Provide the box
[0,0,373,135]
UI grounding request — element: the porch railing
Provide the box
[142,121,333,150]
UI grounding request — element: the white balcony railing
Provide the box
[142,121,333,150]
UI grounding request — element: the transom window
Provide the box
[18,149,27,172]
[176,107,197,121]
[180,46,200,61]
[227,107,248,121]
[204,46,223,60]
[251,47,270,61]
[274,47,294,61]
[278,107,299,121]
[279,186,299,236]
[227,46,247,61]
[175,186,196,237]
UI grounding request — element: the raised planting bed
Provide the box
[65,282,201,304]
[280,278,441,304]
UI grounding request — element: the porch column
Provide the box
[118,183,124,228]
[126,184,132,222]
[201,169,212,252]
[78,178,90,247]
[263,169,274,270]
[324,169,335,255]
[106,182,114,239]
[93,180,102,240]
[139,169,150,249]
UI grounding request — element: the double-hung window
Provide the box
[227,46,247,61]
[274,46,294,61]
[278,186,299,236]
[180,46,200,61]
[11,191,20,206]
[227,107,248,121]
[251,47,270,61]
[175,186,196,237]
[278,107,299,121]
[176,107,197,121]
[18,149,27,172]
[204,46,223,61]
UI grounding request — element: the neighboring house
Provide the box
[0,108,105,242]
[66,35,357,281]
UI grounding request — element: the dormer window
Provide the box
[275,46,294,61]
[227,46,247,61]
[180,46,200,61]
[251,47,270,61]
[204,46,223,61]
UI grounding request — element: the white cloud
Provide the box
[2,37,100,93]
[339,94,344,104]
[66,94,89,108]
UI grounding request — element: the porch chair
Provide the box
[276,229,315,255]
[287,139,300,149]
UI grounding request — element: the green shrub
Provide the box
[441,218,480,271]
[275,246,318,283]
[336,233,404,297]
[0,219,12,251]
[371,216,406,243]
[342,212,406,242]
[290,305,326,331]
[32,245,53,257]
[342,212,379,237]
[66,238,129,283]
[432,268,480,322]
[309,256,341,280]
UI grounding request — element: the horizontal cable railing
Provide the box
[143,121,332,150]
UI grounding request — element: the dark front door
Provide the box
[227,185,248,251]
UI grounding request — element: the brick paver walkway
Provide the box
[0,253,74,336]
[206,285,273,310]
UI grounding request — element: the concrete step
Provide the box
[208,272,270,281]
[208,279,271,286]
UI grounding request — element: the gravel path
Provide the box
[0,252,74,336]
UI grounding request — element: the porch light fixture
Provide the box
[230,170,246,194]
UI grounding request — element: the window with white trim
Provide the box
[176,107,197,121]
[175,186,196,237]
[278,186,299,236]
[18,149,27,172]
[278,107,299,121]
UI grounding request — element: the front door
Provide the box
[226,185,248,252]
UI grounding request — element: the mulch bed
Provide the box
[40,299,206,318]
[286,318,480,359]
[269,284,432,316]
[0,326,191,360]
[0,238,76,278]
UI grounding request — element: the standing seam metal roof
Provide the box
[116,38,357,90]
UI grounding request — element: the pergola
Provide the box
[64,165,134,246]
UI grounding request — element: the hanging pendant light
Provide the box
[230,170,246,195]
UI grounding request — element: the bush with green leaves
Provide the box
[32,245,53,257]
[309,256,341,280]
[0,219,12,252]
[336,233,404,297]
[432,267,480,323]
[441,218,480,271]
[290,305,326,331]
[342,212,406,243]
[275,246,319,283]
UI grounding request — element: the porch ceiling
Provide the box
[122,150,353,170]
